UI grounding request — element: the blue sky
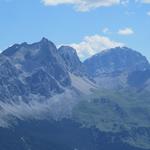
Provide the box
[0,0,150,60]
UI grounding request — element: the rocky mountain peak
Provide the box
[40,37,49,43]
[0,39,72,101]
[84,47,150,77]
[59,46,77,55]
[58,46,84,75]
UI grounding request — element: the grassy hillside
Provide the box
[72,88,150,149]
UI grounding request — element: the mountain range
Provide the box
[0,38,150,150]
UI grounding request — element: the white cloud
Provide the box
[41,0,150,11]
[142,0,150,3]
[42,0,127,12]
[69,35,124,60]
[118,28,134,35]
[125,11,135,16]
[147,11,150,15]
[135,0,150,3]
[121,0,129,5]
[102,27,110,34]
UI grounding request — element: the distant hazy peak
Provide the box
[86,47,145,59]
[84,47,150,76]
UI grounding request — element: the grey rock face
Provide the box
[0,54,28,102]
[58,46,86,76]
[1,43,150,101]
[127,69,150,88]
[0,38,71,102]
[3,38,70,86]
[1,41,150,100]
[25,68,63,97]
[84,47,150,77]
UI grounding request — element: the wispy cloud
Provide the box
[102,27,110,34]
[69,34,124,60]
[147,11,150,15]
[135,0,150,4]
[118,27,134,35]
[125,11,135,16]
[142,0,150,3]
[42,0,128,12]
[2,0,150,11]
